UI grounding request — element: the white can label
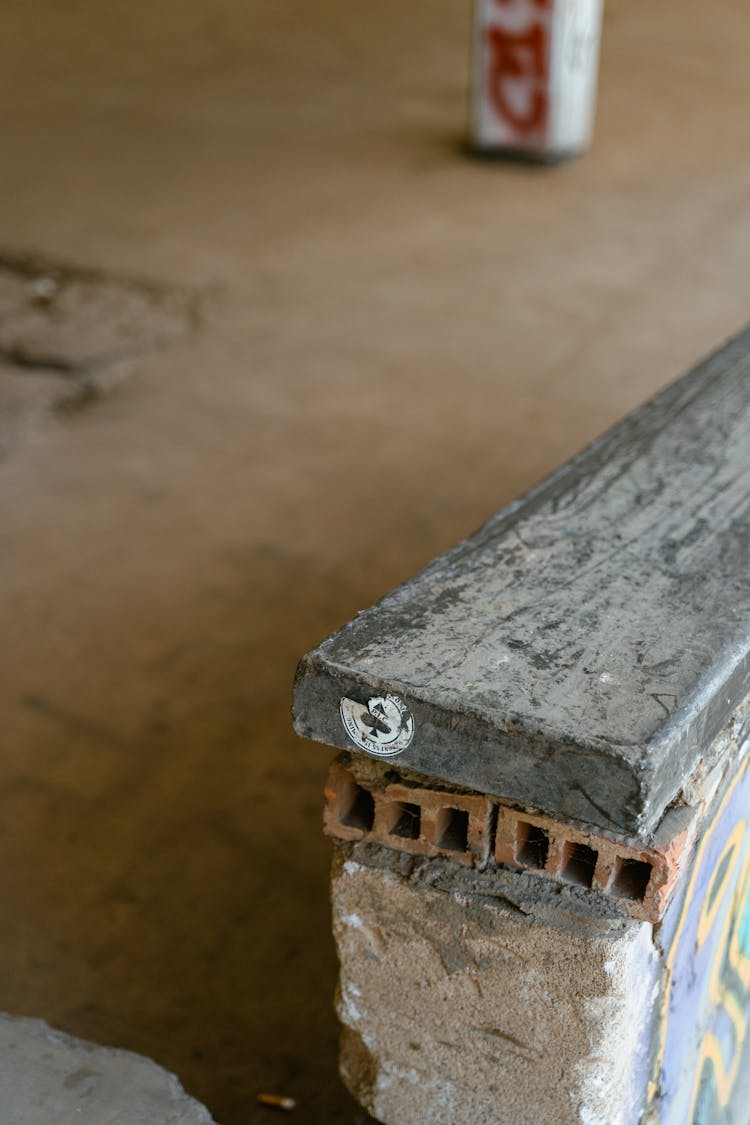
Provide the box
[472,0,603,154]
[340,694,415,758]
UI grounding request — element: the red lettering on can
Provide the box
[486,21,549,136]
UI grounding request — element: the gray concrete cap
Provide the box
[294,327,750,837]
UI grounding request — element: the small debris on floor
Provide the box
[256,1092,297,1111]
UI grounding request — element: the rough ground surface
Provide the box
[0,253,195,454]
[0,1014,214,1125]
[1,1,750,1122]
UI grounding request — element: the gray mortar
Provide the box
[295,326,750,837]
[339,839,636,937]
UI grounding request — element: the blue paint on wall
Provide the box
[652,750,750,1124]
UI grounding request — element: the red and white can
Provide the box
[471,0,604,160]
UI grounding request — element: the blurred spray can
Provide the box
[471,0,604,160]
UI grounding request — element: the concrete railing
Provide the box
[294,325,750,1125]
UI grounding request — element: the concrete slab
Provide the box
[0,1014,214,1125]
[295,328,750,836]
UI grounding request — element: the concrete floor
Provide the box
[1,1,750,1121]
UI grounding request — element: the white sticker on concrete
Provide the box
[340,695,415,757]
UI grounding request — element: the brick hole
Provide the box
[611,857,653,901]
[436,807,469,853]
[387,801,421,840]
[338,778,375,833]
[515,821,549,869]
[561,841,598,888]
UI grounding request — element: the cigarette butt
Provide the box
[257,1093,297,1111]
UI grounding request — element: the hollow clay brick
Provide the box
[324,763,493,868]
[323,759,375,843]
[324,761,690,921]
[493,804,691,924]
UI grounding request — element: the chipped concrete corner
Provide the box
[0,1013,215,1125]
[294,328,750,1123]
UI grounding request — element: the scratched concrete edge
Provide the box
[294,658,647,837]
[293,323,750,838]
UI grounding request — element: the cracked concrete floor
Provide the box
[1,1,750,1121]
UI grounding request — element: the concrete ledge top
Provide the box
[294,327,750,837]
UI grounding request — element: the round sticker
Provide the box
[340,694,414,758]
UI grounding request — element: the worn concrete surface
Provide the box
[2,0,750,1121]
[295,328,750,836]
[0,1014,214,1125]
[332,843,658,1124]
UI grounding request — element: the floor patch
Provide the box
[0,251,198,454]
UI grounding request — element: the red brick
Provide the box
[323,761,376,842]
[324,761,690,920]
[373,783,493,867]
[493,804,683,923]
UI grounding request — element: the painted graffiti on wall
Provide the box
[652,748,750,1124]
